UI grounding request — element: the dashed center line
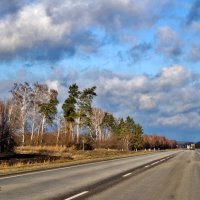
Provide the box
[65,191,89,200]
[123,173,132,177]
[63,156,174,199]
[144,156,172,168]
[151,161,159,165]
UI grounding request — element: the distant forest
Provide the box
[0,82,177,153]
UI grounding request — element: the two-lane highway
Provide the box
[89,150,200,200]
[0,151,178,200]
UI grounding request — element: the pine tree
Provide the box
[76,86,97,143]
[133,124,144,150]
[62,84,80,142]
[39,89,58,145]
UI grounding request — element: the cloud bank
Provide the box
[0,0,172,62]
[1,65,200,141]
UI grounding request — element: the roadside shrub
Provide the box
[0,101,16,153]
[75,135,95,150]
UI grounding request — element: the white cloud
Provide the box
[46,80,59,91]
[156,27,182,58]
[0,4,67,54]
[1,65,200,139]
[138,94,156,110]
[154,65,191,88]
[78,65,200,131]
[0,0,172,61]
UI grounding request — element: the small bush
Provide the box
[0,101,17,153]
[75,136,95,150]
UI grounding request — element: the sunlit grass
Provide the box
[0,146,155,175]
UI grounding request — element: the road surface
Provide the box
[89,150,200,200]
[0,151,177,200]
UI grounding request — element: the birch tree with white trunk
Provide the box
[90,108,105,141]
[10,82,32,146]
[30,83,49,145]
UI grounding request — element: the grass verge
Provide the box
[0,146,156,176]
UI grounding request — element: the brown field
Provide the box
[0,146,154,176]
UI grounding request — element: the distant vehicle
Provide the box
[187,145,191,150]
[190,144,195,150]
[187,144,195,150]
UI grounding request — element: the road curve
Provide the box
[88,150,200,200]
[0,151,178,200]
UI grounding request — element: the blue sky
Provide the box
[0,0,200,141]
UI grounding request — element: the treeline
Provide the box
[143,135,177,149]
[0,82,177,153]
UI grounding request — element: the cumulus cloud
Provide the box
[0,2,99,61]
[0,0,171,62]
[77,65,200,132]
[156,27,182,59]
[44,0,170,30]
[0,0,34,18]
[1,65,200,140]
[61,65,196,130]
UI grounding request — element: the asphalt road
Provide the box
[0,151,177,200]
[89,150,200,200]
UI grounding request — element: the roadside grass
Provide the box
[0,146,155,176]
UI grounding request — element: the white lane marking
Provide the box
[65,191,89,200]
[151,161,159,165]
[145,158,166,168]
[0,157,137,180]
[123,173,132,177]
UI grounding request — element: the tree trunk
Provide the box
[21,120,25,146]
[64,121,68,146]
[40,115,45,146]
[70,122,74,142]
[56,127,60,146]
[98,125,102,142]
[76,117,81,143]
[20,105,26,146]
[36,120,42,146]
[8,104,13,122]
[30,109,36,145]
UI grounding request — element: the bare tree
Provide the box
[11,82,32,146]
[90,108,105,141]
[54,113,65,146]
[30,83,49,145]
[0,100,17,153]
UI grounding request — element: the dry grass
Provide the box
[16,145,68,156]
[0,146,155,176]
